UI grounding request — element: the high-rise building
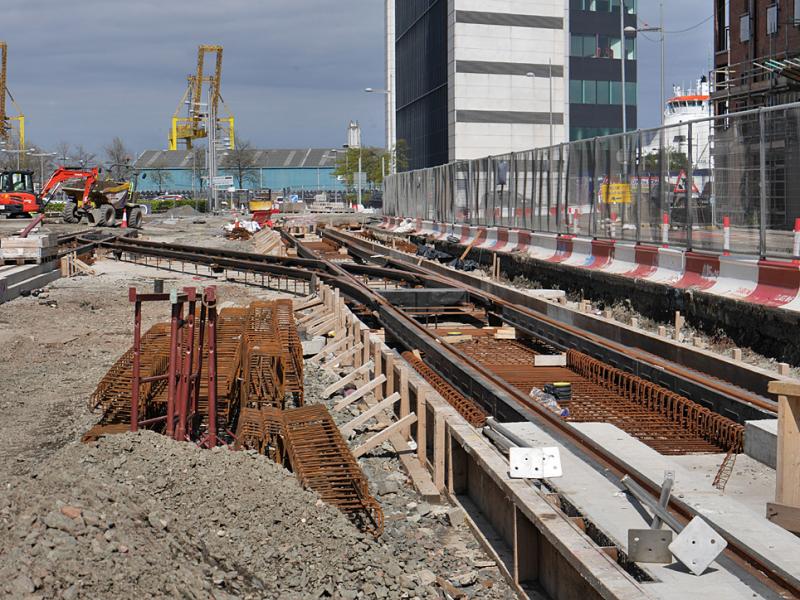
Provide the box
[392,0,638,170]
[713,0,800,113]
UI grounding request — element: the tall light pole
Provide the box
[2,146,35,170]
[526,65,554,148]
[625,16,664,126]
[365,87,394,173]
[29,151,56,189]
[620,0,627,135]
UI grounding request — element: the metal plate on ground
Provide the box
[628,529,673,563]
[668,516,728,576]
[509,447,562,479]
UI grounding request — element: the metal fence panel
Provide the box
[383,103,800,260]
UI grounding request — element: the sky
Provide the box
[2,0,711,159]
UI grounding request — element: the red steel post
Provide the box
[129,288,142,432]
[166,295,181,439]
[179,288,196,439]
[206,287,218,447]
[194,300,207,417]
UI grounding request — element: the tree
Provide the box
[54,141,71,165]
[73,145,96,168]
[643,150,689,174]
[104,137,132,180]
[332,146,393,192]
[394,139,409,172]
[149,169,173,194]
[220,137,259,189]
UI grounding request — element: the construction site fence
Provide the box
[383,101,800,259]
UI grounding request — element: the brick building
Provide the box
[713,1,800,233]
[713,0,800,113]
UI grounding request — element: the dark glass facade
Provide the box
[395,0,448,170]
[569,0,637,140]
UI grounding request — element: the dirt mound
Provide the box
[0,431,423,599]
[164,205,199,218]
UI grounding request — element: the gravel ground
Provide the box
[0,258,280,480]
[1,431,444,599]
[305,364,515,600]
[0,242,518,599]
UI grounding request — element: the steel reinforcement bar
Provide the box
[94,229,797,596]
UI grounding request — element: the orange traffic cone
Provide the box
[234,215,240,229]
[121,209,128,228]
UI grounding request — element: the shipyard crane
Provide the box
[0,41,25,155]
[169,44,234,151]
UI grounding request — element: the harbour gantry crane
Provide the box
[169,44,234,151]
[0,41,25,155]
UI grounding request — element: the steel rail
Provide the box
[91,230,796,596]
[323,228,779,418]
[304,231,797,599]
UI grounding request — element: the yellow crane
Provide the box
[169,44,234,151]
[0,41,25,155]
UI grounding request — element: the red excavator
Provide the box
[0,166,145,227]
[0,170,37,217]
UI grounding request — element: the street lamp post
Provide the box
[29,151,57,189]
[624,5,664,126]
[2,147,35,170]
[365,87,395,173]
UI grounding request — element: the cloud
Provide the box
[2,0,386,156]
[2,0,713,158]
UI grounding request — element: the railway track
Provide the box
[95,231,799,598]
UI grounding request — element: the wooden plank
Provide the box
[73,258,95,276]
[333,374,387,411]
[296,304,328,325]
[775,394,800,507]
[340,393,401,436]
[353,413,417,458]
[433,409,446,491]
[361,328,370,366]
[322,360,374,398]
[307,315,337,337]
[766,502,800,534]
[769,381,800,396]
[307,335,353,365]
[373,344,383,401]
[324,343,363,371]
[385,354,395,398]
[399,366,409,432]
[416,387,427,464]
[300,307,333,328]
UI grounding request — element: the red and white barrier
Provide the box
[399,219,800,311]
[661,212,669,247]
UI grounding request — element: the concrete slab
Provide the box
[668,453,775,517]
[503,421,784,600]
[744,419,778,468]
[570,422,800,594]
[1,270,60,304]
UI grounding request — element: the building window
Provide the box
[570,80,635,105]
[573,0,635,13]
[626,38,636,60]
[740,13,751,42]
[767,5,778,35]
[584,80,597,104]
[570,79,583,103]
[597,81,610,105]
